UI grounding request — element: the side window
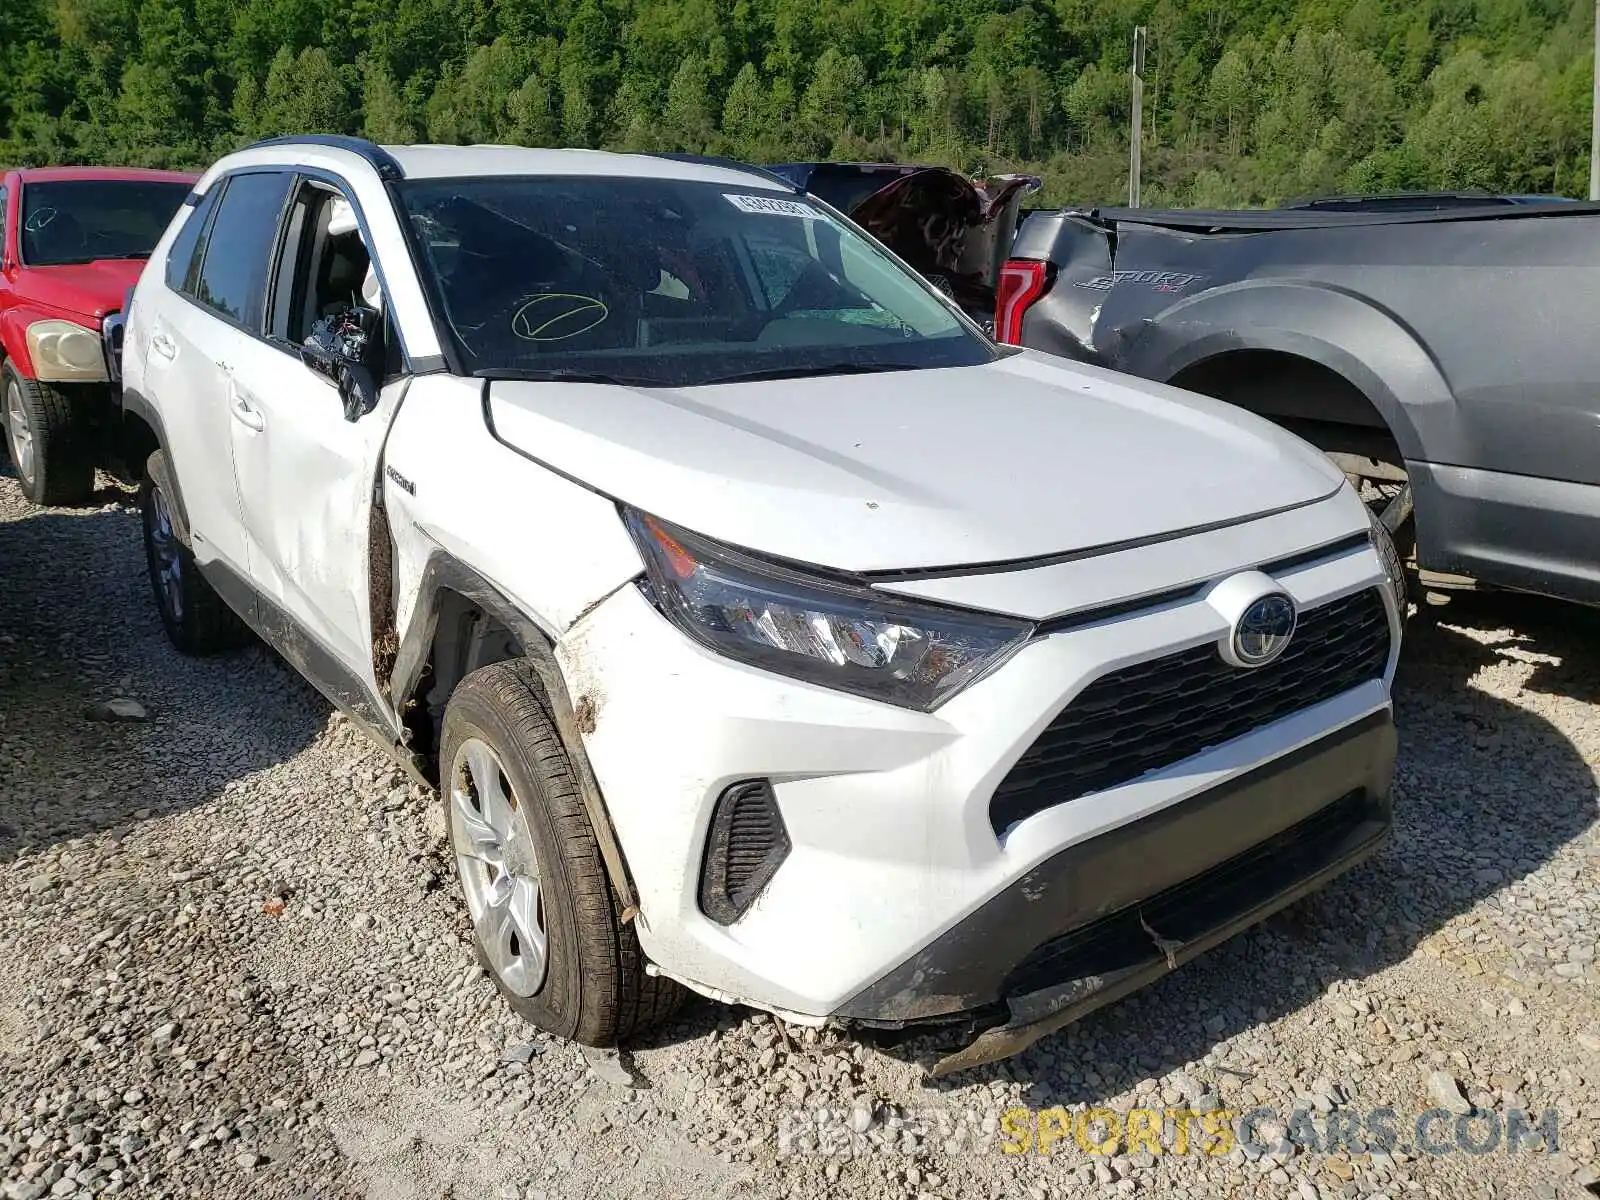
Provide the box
[269,180,397,378]
[165,185,221,293]
[192,171,294,330]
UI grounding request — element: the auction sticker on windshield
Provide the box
[724,193,820,218]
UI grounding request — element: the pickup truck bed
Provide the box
[1003,199,1600,607]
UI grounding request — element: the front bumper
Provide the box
[843,708,1396,1076]
[558,494,1399,1026]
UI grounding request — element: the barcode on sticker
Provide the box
[724,193,820,218]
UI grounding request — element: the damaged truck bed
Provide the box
[999,197,1600,608]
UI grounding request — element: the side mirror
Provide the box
[300,306,381,422]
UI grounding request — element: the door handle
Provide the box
[150,332,177,360]
[230,391,266,432]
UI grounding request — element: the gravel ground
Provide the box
[2,465,1599,1200]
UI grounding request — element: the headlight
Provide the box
[624,509,1033,711]
[26,320,108,383]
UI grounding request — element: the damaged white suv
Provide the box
[122,137,1404,1075]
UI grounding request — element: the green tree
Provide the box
[426,38,529,143]
[801,47,868,152]
[662,53,714,152]
[1403,51,1500,191]
[720,61,769,156]
[557,0,616,146]
[115,61,187,163]
[259,45,349,136]
[610,75,659,151]
[1206,43,1256,156]
[231,72,263,142]
[2,0,1596,205]
[507,70,558,146]
[360,55,415,142]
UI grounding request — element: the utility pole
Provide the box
[1130,26,1146,208]
[1591,0,1599,198]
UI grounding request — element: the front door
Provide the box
[226,178,407,713]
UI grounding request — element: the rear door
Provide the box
[145,170,294,581]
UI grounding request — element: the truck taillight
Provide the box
[994,260,1051,346]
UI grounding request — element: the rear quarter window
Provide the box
[165,187,220,293]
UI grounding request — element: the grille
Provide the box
[698,780,791,925]
[1004,790,1373,996]
[990,587,1391,833]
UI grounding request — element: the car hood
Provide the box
[11,260,146,322]
[484,349,1346,573]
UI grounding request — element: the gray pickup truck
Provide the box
[996,196,1600,608]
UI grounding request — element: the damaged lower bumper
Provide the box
[835,709,1397,1077]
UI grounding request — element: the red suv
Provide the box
[2,166,196,504]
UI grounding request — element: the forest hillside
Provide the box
[2,0,1594,206]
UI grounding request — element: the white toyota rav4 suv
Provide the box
[122,136,1404,1075]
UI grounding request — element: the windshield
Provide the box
[19,179,191,267]
[397,176,997,386]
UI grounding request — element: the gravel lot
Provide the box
[2,465,1598,1200]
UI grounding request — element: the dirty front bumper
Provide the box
[835,708,1397,1077]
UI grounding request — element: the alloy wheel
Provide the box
[147,483,185,622]
[4,380,33,486]
[450,736,549,996]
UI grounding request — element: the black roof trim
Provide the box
[639,153,799,192]
[244,135,405,181]
[1280,189,1577,211]
[1065,199,1600,231]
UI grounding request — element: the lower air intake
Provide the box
[699,779,790,925]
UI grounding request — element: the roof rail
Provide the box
[244,135,405,181]
[639,152,799,192]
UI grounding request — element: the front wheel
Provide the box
[1347,474,1418,610]
[440,660,681,1045]
[2,364,96,506]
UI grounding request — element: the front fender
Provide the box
[0,302,49,377]
[1107,279,1453,462]
[388,548,640,914]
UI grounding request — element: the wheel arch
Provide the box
[118,385,189,525]
[389,552,640,915]
[1116,279,1450,462]
[1167,348,1408,479]
[116,407,161,484]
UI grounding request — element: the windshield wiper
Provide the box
[473,367,648,386]
[698,362,925,386]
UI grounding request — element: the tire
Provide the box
[1355,477,1419,611]
[2,363,96,506]
[440,660,681,1046]
[140,450,252,655]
